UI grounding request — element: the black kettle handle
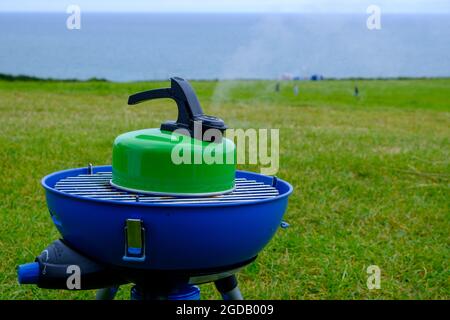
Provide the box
[128,77,203,125]
[128,88,172,105]
[127,77,227,140]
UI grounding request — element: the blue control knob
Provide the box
[17,262,40,284]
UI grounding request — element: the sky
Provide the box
[1,0,449,14]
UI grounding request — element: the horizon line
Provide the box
[1,10,449,15]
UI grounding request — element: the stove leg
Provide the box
[215,275,243,300]
[96,286,119,300]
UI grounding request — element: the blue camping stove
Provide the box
[17,165,292,300]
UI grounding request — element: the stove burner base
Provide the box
[18,239,247,300]
[120,275,242,300]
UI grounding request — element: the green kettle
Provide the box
[111,77,236,196]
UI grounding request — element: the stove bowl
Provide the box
[42,166,293,271]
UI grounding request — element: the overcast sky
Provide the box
[1,0,449,14]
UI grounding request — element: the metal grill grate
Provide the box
[54,172,279,204]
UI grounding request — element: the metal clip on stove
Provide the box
[123,219,145,262]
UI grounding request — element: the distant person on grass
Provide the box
[293,85,299,96]
[275,82,280,92]
[354,85,359,97]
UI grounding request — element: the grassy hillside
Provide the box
[0,78,449,299]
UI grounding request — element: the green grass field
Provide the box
[0,78,449,299]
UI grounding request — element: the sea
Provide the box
[0,13,449,81]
